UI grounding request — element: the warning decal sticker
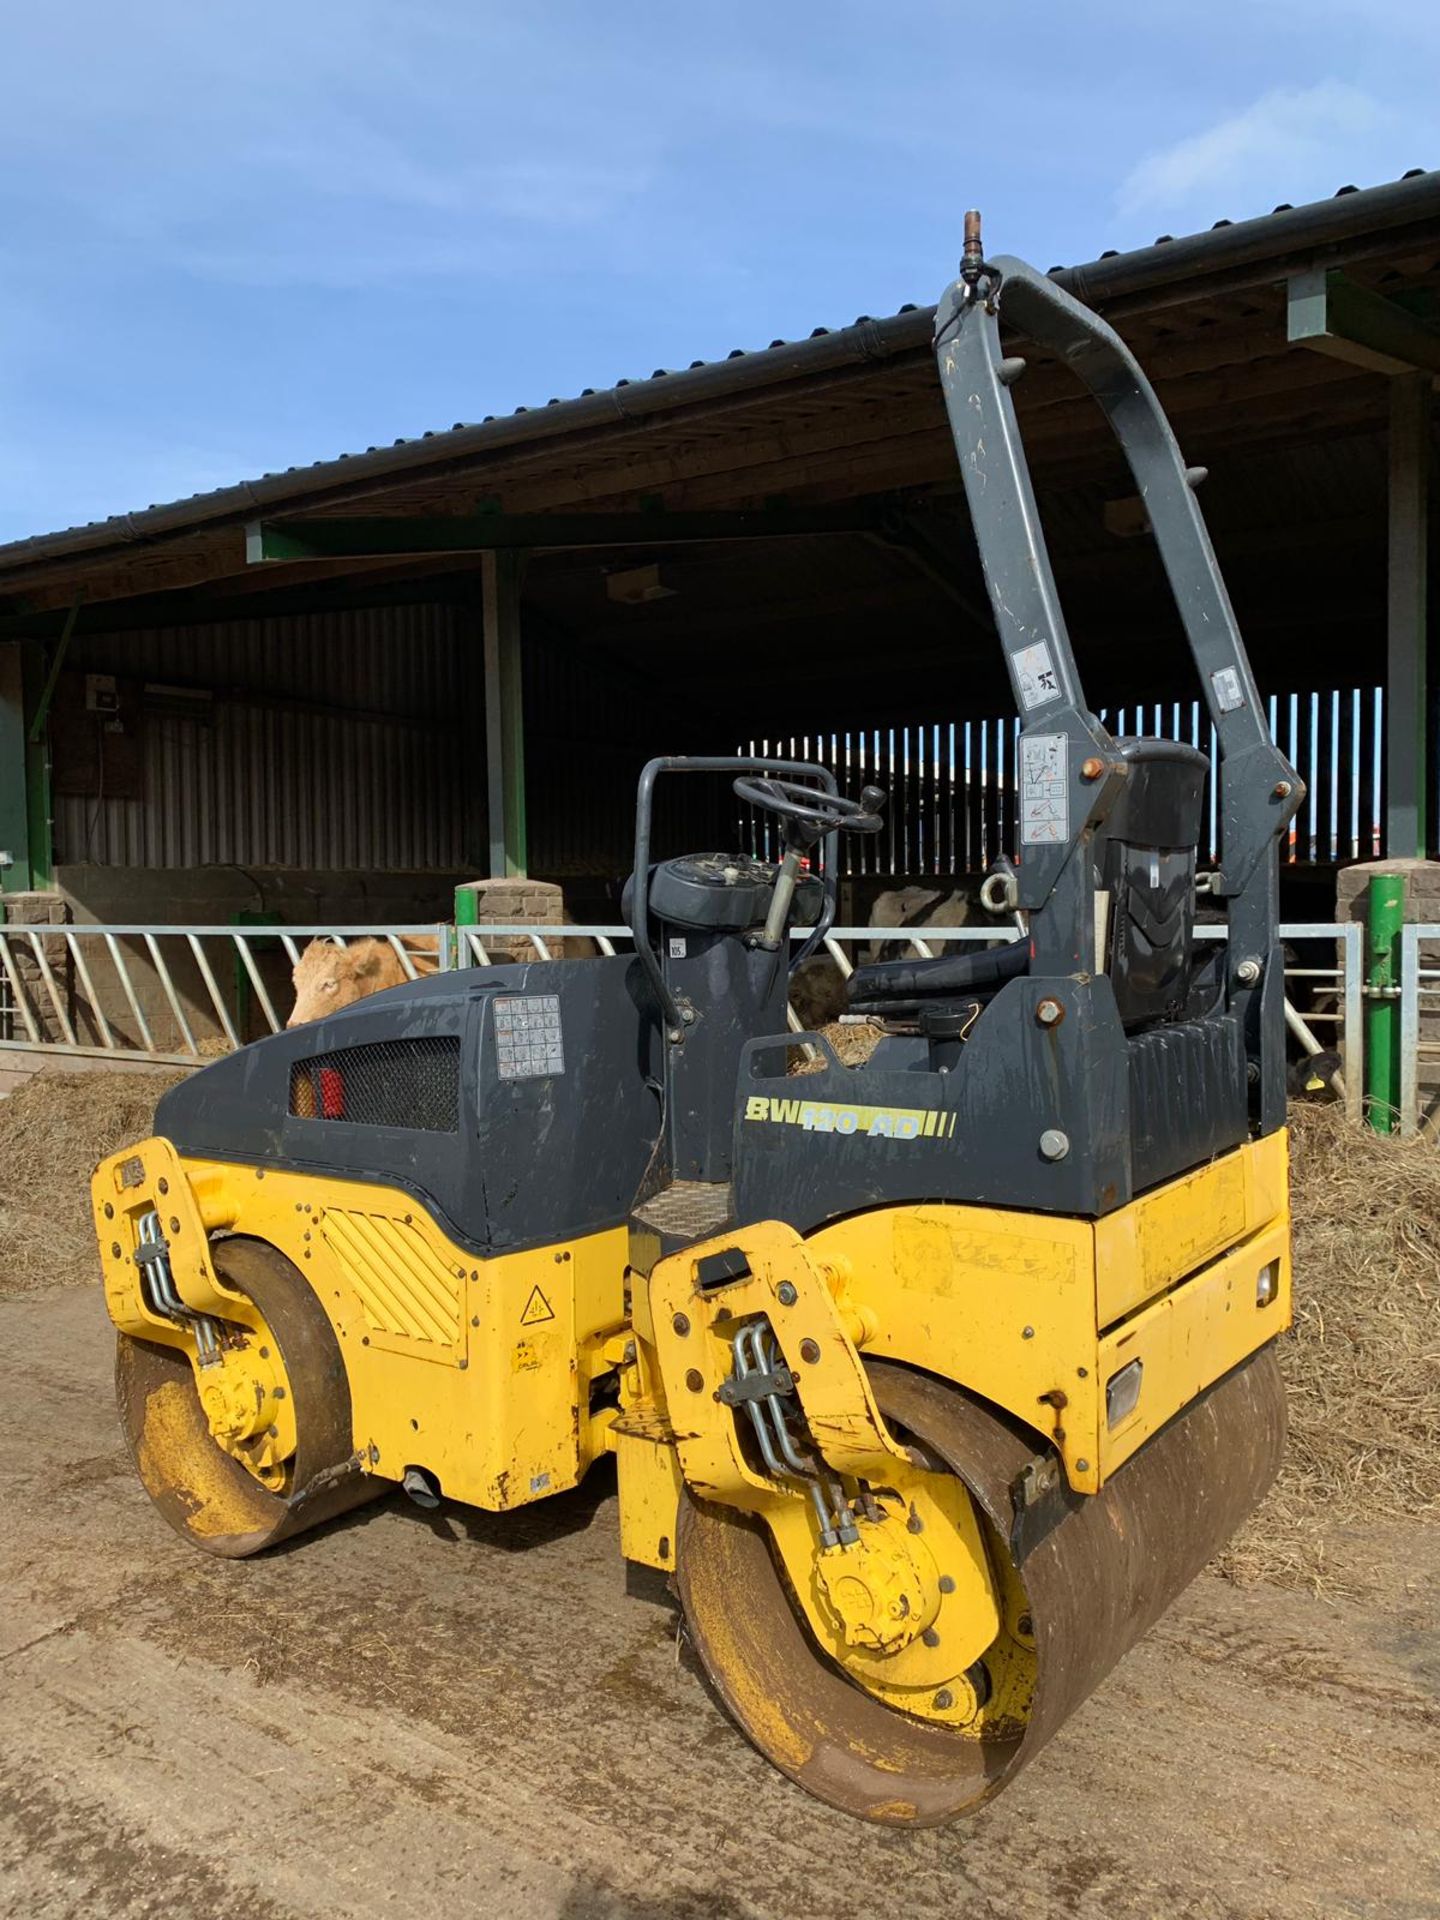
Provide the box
[495,994,565,1082]
[520,1286,555,1327]
[1020,733,1069,846]
[1210,666,1245,713]
[1012,640,1061,710]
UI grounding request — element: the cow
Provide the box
[790,885,993,1033]
[788,954,849,1030]
[862,884,982,964]
[287,936,441,1027]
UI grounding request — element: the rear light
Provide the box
[318,1066,346,1120]
[1256,1261,1281,1308]
[1105,1358,1144,1429]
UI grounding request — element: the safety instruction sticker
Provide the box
[1020,733,1069,845]
[520,1285,555,1326]
[1012,640,1061,710]
[1211,666,1245,713]
[495,994,565,1080]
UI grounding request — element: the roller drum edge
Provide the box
[677,1346,1287,1825]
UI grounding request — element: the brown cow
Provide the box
[287,936,441,1027]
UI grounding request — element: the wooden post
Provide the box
[1387,373,1431,860]
[481,549,528,878]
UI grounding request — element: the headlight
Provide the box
[1105,1358,1144,1429]
[1256,1261,1281,1308]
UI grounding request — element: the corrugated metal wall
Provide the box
[746,685,1392,878]
[60,607,468,870]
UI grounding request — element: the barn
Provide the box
[1,172,1437,1088]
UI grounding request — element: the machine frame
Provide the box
[92,221,1301,1826]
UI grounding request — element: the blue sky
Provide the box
[0,0,1433,544]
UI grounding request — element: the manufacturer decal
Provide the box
[744,1096,956,1140]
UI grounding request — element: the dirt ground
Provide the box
[1,1285,1436,1920]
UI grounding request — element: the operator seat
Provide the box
[847,737,1212,1029]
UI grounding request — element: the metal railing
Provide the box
[0,918,1362,1117]
[1195,919,1363,1126]
[1397,923,1440,1138]
[456,925,631,965]
[0,923,454,1066]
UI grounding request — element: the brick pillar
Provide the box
[1,891,71,1041]
[456,876,567,962]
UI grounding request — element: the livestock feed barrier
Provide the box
[1397,924,1440,1137]
[0,920,1365,1127]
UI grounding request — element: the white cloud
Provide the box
[1116,80,1383,220]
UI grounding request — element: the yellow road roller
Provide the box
[93,224,1300,1825]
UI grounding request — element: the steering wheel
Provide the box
[733,775,886,838]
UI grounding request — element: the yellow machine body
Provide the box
[94,1138,627,1512]
[95,1123,1289,1533]
[95,1102,1290,1821]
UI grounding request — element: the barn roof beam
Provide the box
[873,513,995,638]
[1287,268,1440,379]
[244,504,888,564]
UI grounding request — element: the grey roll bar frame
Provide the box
[629,756,840,1037]
[933,244,1304,1121]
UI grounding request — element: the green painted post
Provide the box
[481,549,528,878]
[1386,374,1429,860]
[0,644,28,892]
[1365,871,1405,1133]
[454,882,477,963]
[0,640,53,893]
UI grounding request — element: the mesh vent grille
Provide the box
[289,1036,460,1133]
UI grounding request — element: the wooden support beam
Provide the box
[873,519,994,636]
[1387,373,1431,859]
[482,551,528,878]
[1288,268,1440,379]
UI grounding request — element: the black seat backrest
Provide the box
[1101,737,1209,1029]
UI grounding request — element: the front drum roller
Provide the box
[676,1348,1286,1825]
[116,1236,383,1558]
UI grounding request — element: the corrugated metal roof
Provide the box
[1,168,1435,575]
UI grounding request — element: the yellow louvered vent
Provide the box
[321,1210,463,1347]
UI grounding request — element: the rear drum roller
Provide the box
[676,1349,1286,1825]
[116,1236,382,1558]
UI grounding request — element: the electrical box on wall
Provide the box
[84,672,120,716]
[52,669,143,803]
